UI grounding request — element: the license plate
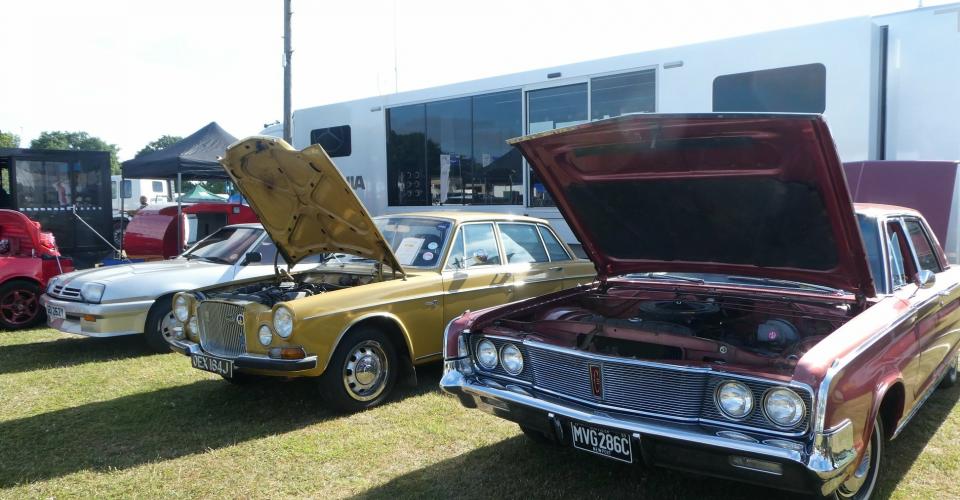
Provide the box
[46,305,65,320]
[570,421,633,463]
[191,353,234,378]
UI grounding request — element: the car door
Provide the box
[901,217,960,387]
[886,220,926,400]
[441,222,514,326]
[536,224,596,288]
[497,222,563,300]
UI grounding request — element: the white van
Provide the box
[111,175,170,245]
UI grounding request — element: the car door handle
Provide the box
[549,266,563,272]
[424,299,439,307]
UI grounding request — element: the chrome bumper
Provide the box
[441,364,856,496]
[39,294,153,337]
[168,338,318,372]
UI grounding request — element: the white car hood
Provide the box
[53,259,239,303]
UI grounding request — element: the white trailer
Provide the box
[285,4,960,247]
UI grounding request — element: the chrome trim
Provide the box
[303,292,441,320]
[807,419,857,494]
[892,351,957,438]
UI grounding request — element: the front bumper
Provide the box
[40,294,153,337]
[168,338,318,373]
[441,365,856,496]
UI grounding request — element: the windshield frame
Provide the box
[181,226,265,265]
[370,215,455,270]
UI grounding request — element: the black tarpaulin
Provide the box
[121,122,237,180]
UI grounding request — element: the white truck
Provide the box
[111,175,170,246]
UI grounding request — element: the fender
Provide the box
[323,312,416,373]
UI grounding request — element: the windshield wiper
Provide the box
[627,272,705,284]
[725,276,843,294]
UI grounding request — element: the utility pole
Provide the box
[283,0,293,144]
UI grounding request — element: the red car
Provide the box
[0,210,73,329]
[442,114,960,499]
[122,202,258,260]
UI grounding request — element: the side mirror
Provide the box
[243,251,262,265]
[916,269,936,289]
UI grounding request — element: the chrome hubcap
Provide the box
[838,439,872,497]
[342,340,388,402]
[159,311,181,341]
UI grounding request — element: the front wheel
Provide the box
[321,327,398,412]
[832,417,883,500]
[0,280,43,329]
[144,299,179,353]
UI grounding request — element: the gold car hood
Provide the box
[221,137,403,273]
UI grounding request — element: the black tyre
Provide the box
[0,280,44,329]
[519,425,556,445]
[832,417,883,500]
[941,352,958,389]
[321,327,398,412]
[144,298,178,353]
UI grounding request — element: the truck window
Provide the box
[903,219,941,273]
[152,181,164,193]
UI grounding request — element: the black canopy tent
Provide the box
[120,121,237,252]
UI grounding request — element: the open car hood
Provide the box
[510,114,875,297]
[221,137,403,273]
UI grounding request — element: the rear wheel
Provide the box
[0,280,43,329]
[833,417,882,500]
[941,352,958,389]
[321,327,397,412]
[144,299,179,353]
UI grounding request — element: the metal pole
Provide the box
[177,172,183,255]
[119,175,124,255]
[283,0,293,144]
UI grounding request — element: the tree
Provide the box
[0,131,19,148]
[31,131,121,173]
[135,135,182,158]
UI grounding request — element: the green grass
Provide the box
[1,329,958,499]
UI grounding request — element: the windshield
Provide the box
[182,227,262,265]
[373,216,452,268]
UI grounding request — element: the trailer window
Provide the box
[309,125,352,157]
[151,181,164,193]
[591,69,656,120]
[713,63,826,113]
[527,84,588,207]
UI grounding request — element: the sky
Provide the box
[0,0,954,161]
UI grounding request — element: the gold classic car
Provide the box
[167,137,595,411]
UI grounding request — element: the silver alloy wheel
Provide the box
[342,340,389,402]
[159,311,181,341]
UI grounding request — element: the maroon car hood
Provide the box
[510,114,876,297]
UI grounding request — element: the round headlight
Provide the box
[764,388,806,428]
[184,316,198,339]
[500,343,524,375]
[173,295,190,322]
[475,339,498,370]
[716,381,754,419]
[258,325,273,346]
[273,306,294,338]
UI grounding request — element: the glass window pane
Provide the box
[499,223,548,263]
[527,84,587,207]
[111,180,117,199]
[905,219,940,273]
[538,225,571,261]
[445,229,465,269]
[889,231,908,289]
[472,90,522,205]
[856,214,884,291]
[713,63,826,113]
[462,223,500,267]
[387,104,428,206]
[374,216,452,268]
[427,97,472,205]
[152,181,164,193]
[122,180,132,198]
[591,70,656,120]
[310,125,352,157]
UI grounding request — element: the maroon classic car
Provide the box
[441,114,960,499]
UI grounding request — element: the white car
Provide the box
[40,224,318,351]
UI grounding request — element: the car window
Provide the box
[538,225,571,262]
[252,237,281,265]
[857,214,884,292]
[904,219,941,273]
[888,232,908,290]
[499,223,548,264]
[446,223,500,269]
[184,227,262,265]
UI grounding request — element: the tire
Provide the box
[519,425,556,445]
[144,298,179,353]
[0,280,44,329]
[321,327,398,412]
[832,417,883,500]
[941,352,958,389]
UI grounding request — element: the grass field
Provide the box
[1,328,958,499]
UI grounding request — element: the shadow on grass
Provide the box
[0,335,156,375]
[357,385,960,500]
[0,365,442,487]
[873,383,960,499]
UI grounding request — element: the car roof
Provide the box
[854,202,923,219]
[375,211,551,225]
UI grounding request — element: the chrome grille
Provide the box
[197,301,246,358]
[526,343,708,420]
[49,285,81,301]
